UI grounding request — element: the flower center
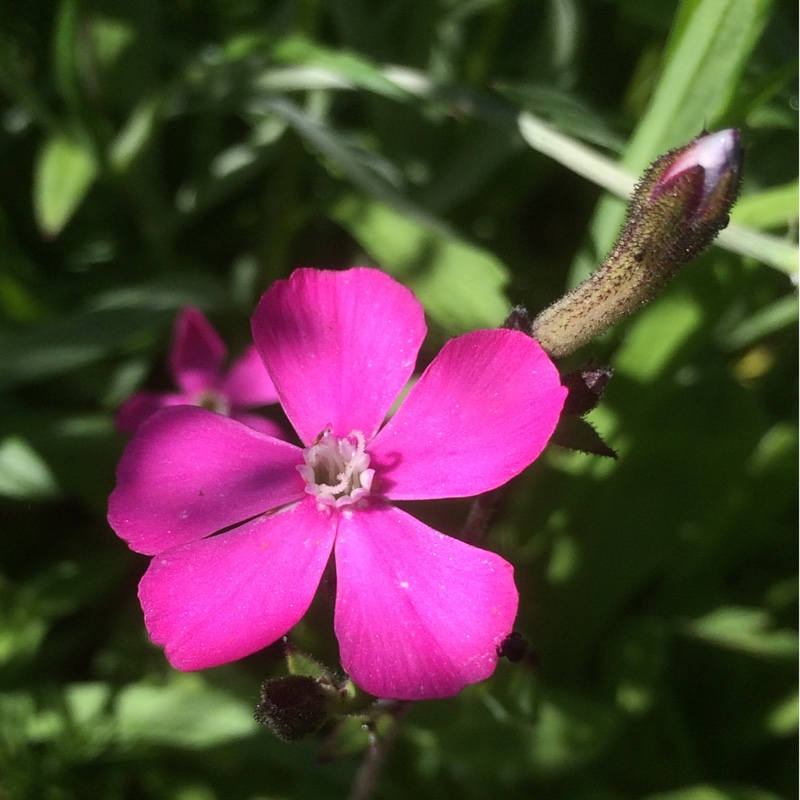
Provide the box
[298,427,374,508]
[195,390,230,416]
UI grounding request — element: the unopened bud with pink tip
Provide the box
[651,128,741,221]
[531,129,743,358]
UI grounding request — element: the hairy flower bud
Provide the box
[254,675,329,742]
[531,129,742,358]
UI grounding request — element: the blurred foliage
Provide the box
[0,0,796,798]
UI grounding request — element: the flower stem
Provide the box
[460,487,508,546]
[346,702,410,800]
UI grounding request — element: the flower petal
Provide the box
[171,307,226,395]
[230,411,287,439]
[108,406,305,555]
[369,329,566,500]
[222,344,279,408]
[116,391,188,433]
[252,268,426,446]
[139,498,336,670]
[334,501,518,700]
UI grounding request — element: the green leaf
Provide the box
[33,135,98,236]
[526,689,620,774]
[109,97,160,172]
[765,692,799,736]
[115,676,256,749]
[270,34,412,102]
[613,291,704,381]
[496,82,625,151]
[286,645,331,681]
[645,785,785,800]
[731,181,799,230]
[256,95,407,208]
[717,223,799,277]
[6,683,111,755]
[0,587,48,669]
[88,16,136,69]
[332,195,511,332]
[52,0,81,111]
[630,0,773,166]
[723,293,798,349]
[586,0,774,271]
[680,606,798,659]
[0,436,60,500]
[0,307,171,389]
[61,683,115,754]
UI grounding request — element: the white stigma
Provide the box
[298,427,374,508]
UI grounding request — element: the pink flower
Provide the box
[108,269,567,700]
[117,306,282,436]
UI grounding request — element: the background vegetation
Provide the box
[0,0,797,798]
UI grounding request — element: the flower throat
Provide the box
[298,428,374,508]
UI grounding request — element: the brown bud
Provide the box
[254,675,328,742]
[531,129,743,358]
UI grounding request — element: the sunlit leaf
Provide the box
[109,97,160,172]
[333,195,511,332]
[0,436,59,500]
[271,35,412,101]
[645,785,785,800]
[732,181,799,230]
[115,676,256,749]
[33,135,97,236]
[680,606,798,659]
[526,690,619,774]
[723,294,798,349]
[613,291,703,380]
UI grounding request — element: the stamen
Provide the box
[298,428,374,508]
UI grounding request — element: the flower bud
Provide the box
[653,129,741,221]
[254,641,361,742]
[531,129,742,359]
[254,675,329,742]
